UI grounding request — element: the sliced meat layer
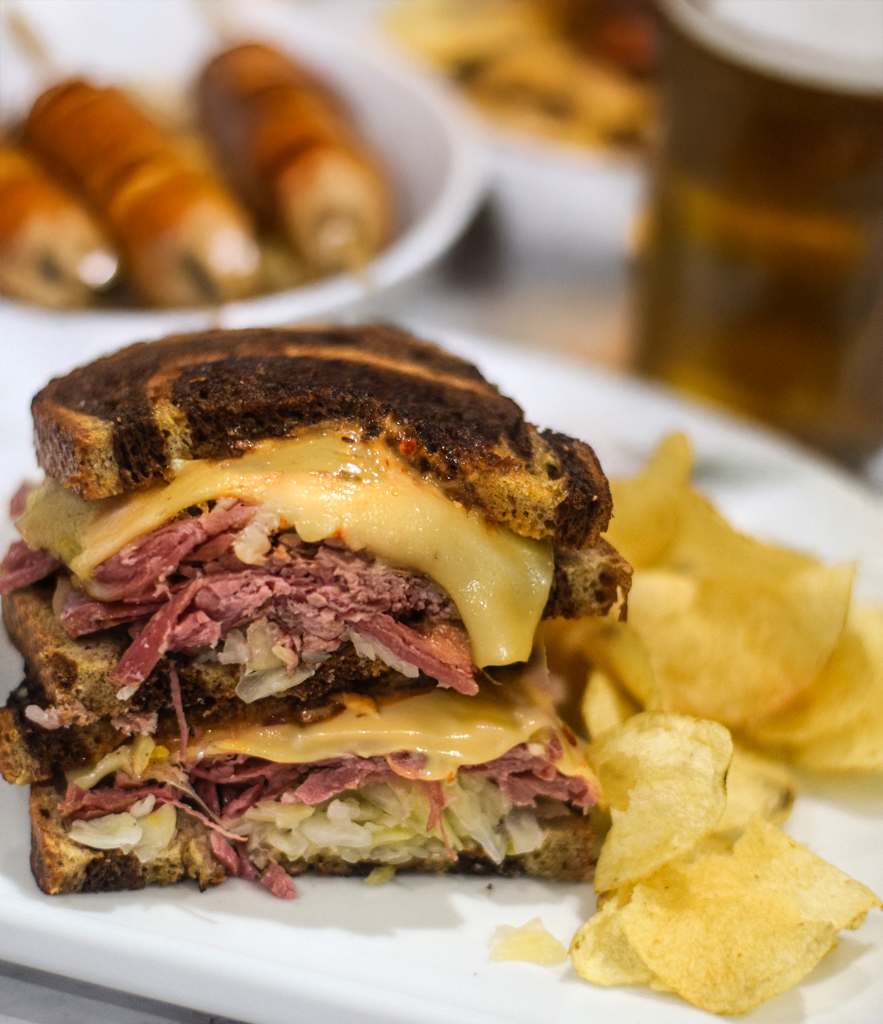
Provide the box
[59,534,473,698]
[0,541,60,595]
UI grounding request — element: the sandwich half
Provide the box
[0,324,628,896]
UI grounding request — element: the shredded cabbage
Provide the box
[69,812,142,851]
[219,619,319,702]
[67,802,177,863]
[344,629,421,678]
[232,510,280,564]
[237,777,549,867]
[67,734,157,790]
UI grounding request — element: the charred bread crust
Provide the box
[28,774,596,894]
[29,778,224,894]
[31,324,613,548]
[544,540,632,620]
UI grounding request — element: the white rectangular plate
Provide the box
[1,327,882,1024]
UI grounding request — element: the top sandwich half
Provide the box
[2,325,630,713]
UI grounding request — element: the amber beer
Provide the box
[637,0,883,466]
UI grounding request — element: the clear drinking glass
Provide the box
[636,0,883,468]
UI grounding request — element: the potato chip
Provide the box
[569,889,655,987]
[716,745,798,832]
[581,669,640,739]
[747,606,883,771]
[627,563,854,727]
[491,917,568,965]
[545,617,659,711]
[605,433,693,569]
[600,819,881,1015]
[588,712,731,892]
[666,486,819,584]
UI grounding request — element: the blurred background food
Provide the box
[25,77,261,307]
[0,135,118,307]
[198,42,390,276]
[0,8,393,310]
[386,0,658,151]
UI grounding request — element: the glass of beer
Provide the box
[636,0,883,468]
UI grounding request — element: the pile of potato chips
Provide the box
[569,711,879,1013]
[549,433,883,769]
[542,434,883,1013]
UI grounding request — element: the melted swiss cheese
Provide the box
[187,676,597,789]
[18,432,554,667]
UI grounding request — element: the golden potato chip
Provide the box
[793,719,883,773]
[544,617,659,711]
[716,745,797,832]
[747,606,883,771]
[605,433,693,569]
[608,432,835,583]
[666,486,819,584]
[588,712,731,892]
[569,889,655,987]
[491,917,568,965]
[627,563,854,727]
[612,819,881,1014]
[581,669,640,739]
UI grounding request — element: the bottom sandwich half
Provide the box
[3,667,603,898]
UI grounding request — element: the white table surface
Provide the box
[0,4,879,1023]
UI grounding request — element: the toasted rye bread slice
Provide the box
[29,776,598,893]
[31,324,612,548]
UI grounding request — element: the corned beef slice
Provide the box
[357,617,475,693]
[60,591,167,634]
[75,529,476,695]
[210,831,241,874]
[89,498,259,600]
[461,735,595,811]
[290,756,399,805]
[60,782,179,821]
[9,482,34,519]
[261,861,298,899]
[0,541,60,594]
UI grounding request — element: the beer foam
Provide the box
[662,0,883,93]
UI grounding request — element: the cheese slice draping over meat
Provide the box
[16,431,554,667]
[187,674,596,786]
[69,672,600,798]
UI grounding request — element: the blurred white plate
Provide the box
[0,0,487,351]
[0,327,881,1024]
